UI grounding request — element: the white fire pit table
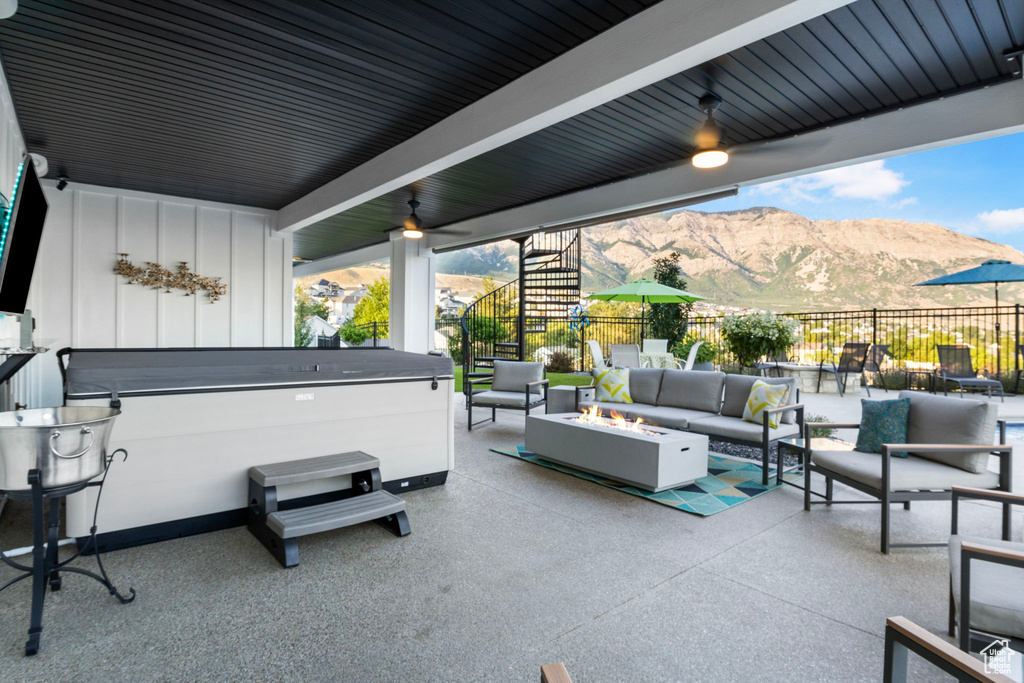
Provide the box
[525,413,708,492]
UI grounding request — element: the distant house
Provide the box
[302,315,337,346]
[338,293,364,322]
[437,296,465,316]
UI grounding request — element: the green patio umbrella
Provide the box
[586,279,705,340]
[915,259,1024,376]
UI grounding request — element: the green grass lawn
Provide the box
[452,366,591,392]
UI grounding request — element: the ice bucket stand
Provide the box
[0,452,135,656]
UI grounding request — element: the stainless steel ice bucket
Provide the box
[0,406,120,491]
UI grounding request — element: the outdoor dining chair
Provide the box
[757,351,788,377]
[935,344,1005,402]
[862,344,892,396]
[586,339,609,371]
[816,342,869,397]
[1015,344,1024,396]
[609,344,642,368]
[642,339,668,354]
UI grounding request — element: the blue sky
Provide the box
[695,131,1024,252]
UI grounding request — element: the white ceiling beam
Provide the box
[277,0,854,234]
[293,240,389,278]
[423,80,1024,252]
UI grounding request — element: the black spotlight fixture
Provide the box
[55,176,68,191]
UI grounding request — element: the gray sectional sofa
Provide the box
[575,369,805,486]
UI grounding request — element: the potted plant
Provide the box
[719,312,799,372]
[672,336,717,371]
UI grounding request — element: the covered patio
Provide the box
[0,0,1020,680]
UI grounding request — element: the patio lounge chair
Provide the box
[936,344,1005,402]
[948,486,1023,654]
[803,391,1012,554]
[817,342,869,397]
[679,341,703,371]
[884,617,1014,683]
[609,344,642,368]
[586,339,609,370]
[467,360,548,430]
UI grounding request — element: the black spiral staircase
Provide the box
[459,229,581,395]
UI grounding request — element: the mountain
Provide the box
[435,207,1024,311]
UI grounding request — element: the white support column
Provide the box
[389,234,435,354]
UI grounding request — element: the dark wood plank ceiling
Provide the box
[0,0,1019,261]
[0,0,660,207]
[294,0,1024,260]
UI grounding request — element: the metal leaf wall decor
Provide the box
[114,254,228,302]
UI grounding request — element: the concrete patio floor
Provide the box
[0,387,1020,681]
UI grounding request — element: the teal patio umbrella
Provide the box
[586,279,705,340]
[915,259,1024,375]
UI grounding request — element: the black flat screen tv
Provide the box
[0,155,47,315]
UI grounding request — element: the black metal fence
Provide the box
[351,304,1024,378]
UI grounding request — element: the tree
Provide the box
[647,252,692,347]
[293,280,330,347]
[352,277,390,336]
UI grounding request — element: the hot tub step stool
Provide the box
[247,451,410,568]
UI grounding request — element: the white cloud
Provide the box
[750,160,910,204]
[891,196,918,209]
[976,208,1024,234]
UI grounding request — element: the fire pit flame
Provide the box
[574,405,658,435]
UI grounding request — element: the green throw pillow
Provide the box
[856,398,911,455]
[742,380,790,429]
[593,366,632,404]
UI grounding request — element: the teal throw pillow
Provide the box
[856,398,911,456]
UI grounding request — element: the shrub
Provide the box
[720,313,799,368]
[672,336,717,365]
[545,350,575,374]
[805,413,837,439]
[466,315,506,344]
[339,322,369,346]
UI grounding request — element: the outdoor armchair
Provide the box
[863,344,892,395]
[467,360,548,430]
[883,616,1015,683]
[802,391,1012,553]
[642,339,668,354]
[936,344,1004,402]
[949,486,1024,654]
[756,351,788,378]
[816,342,869,397]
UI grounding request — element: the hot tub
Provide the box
[61,347,454,550]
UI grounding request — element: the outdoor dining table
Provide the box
[640,352,679,369]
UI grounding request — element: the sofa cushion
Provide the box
[686,414,799,443]
[491,361,544,394]
[657,370,725,413]
[743,380,790,429]
[898,390,997,473]
[593,366,632,403]
[722,375,798,424]
[950,534,1024,640]
[629,368,664,406]
[472,390,542,407]
[579,400,638,416]
[811,449,1000,491]
[855,398,911,455]
[625,404,715,431]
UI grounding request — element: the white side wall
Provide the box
[22,183,291,407]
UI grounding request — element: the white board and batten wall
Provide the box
[22,183,292,408]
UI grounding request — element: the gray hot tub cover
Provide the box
[64,348,455,398]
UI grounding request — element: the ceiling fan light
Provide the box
[402,228,424,239]
[691,149,729,169]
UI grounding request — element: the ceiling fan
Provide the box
[400,199,469,239]
[690,92,826,169]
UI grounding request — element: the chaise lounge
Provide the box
[575,369,804,486]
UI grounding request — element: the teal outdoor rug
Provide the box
[491,445,802,517]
